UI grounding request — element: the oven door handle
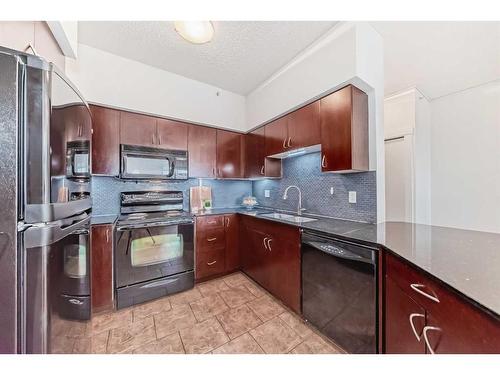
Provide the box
[140,278,179,289]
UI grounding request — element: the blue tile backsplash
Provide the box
[91,177,252,215]
[92,152,376,222]
[252,152,377,223]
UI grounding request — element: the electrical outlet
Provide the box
[264,189,270,198]
[348,191,357,204]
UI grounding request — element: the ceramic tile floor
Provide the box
[58,272,343,354]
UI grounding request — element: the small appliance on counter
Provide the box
[115,190,194,309]
[242,196,258,209]
[189,185,212,212]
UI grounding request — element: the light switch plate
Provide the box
[348,191,357,204]
[264,189,270,198]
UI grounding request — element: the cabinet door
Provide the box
[244,127,265,178]
[385,276,426,354]
[188,125,217,178]
[265,117,288,156]
[216,130,243,178]
[63,105,93,142]
[224,214,240,273]
[156,118,188,150]
[120,111,157,147]
[267,236,301,314]
[91,105,120,175]
[287,101,320,150]
[91,224,114,313]
[320,85,368,172]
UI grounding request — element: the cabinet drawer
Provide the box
[196,215,225,230]
[386,253,442,312]
[197,227,226,252]
[196,248,225,279]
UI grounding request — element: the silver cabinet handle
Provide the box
[263,237,268,250]
[423,326,441,354]
[267,238,272,251]
[410,284,440,303]
[283,138,288,149]
[106,228,110,243]
[158,134,162,144]
[287,137,292,148]
[260,165,265,175]
[225,217,229,227]
[321,154,326,168]
[207,260,217,266]
[152,133,155,144]
[207,237,217,242]
[409,313,425,341]
[212,167,216,176]
[68,299,84,305]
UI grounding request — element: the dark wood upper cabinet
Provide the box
[216,129,243,178]
[120,111,157,147]
[90,105,120,175]
[265,117,288,157]
[244,127,281,178]
[188,125,217,178]
[91,224,114,313]
[320,85,369,173]
[287,101,321,150]
[156,118,188,150]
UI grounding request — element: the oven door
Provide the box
[115,223,194,288]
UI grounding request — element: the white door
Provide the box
[385,135,415,222]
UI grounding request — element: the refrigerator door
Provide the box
[23,63,92,224]
[20,213,91,354]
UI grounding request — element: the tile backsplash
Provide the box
[91,177,252,215]
[252,152,377,223]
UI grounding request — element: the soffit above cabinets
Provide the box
[78,21,337,95]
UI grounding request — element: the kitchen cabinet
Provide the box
[90,105,120,175]
[384,253,500,353]
[156,118,188,150]
[216,129,244,178]
[240,216,301,313]
[320,85,369,173]
[224,214,240,273]
[120,111,157,147]
[91,224,114,313]
[188,125,217,178]
[195,214,241,281]
[244,127,281,178]
[287,101,321,150]
[264,101,320,157]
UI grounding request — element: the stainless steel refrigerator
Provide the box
[0,47,92,353]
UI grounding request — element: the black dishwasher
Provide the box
[301,231,378,353]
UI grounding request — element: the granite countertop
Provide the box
[91,214,118,225]
[192,207,500,317]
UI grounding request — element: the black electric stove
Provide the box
[114,191,194,309]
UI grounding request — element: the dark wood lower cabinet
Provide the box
[240,216,301,313]
[91,224,114,313]
[224,214,240,273]
[384,253,500,353]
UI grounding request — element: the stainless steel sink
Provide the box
[260,212,317,223]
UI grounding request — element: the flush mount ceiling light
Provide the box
[174,21,214,44]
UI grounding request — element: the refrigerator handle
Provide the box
[23,214,90,249]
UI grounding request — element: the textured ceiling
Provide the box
[78,21,337,95]
[371,21,500,98]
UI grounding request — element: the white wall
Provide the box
[246,22,385,222]
[47,21,78,58]
[431,80,500,233]
[65,44,247,131]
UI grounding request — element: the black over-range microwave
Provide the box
[120,144,188,180]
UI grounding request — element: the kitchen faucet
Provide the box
[283,185,305,215]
